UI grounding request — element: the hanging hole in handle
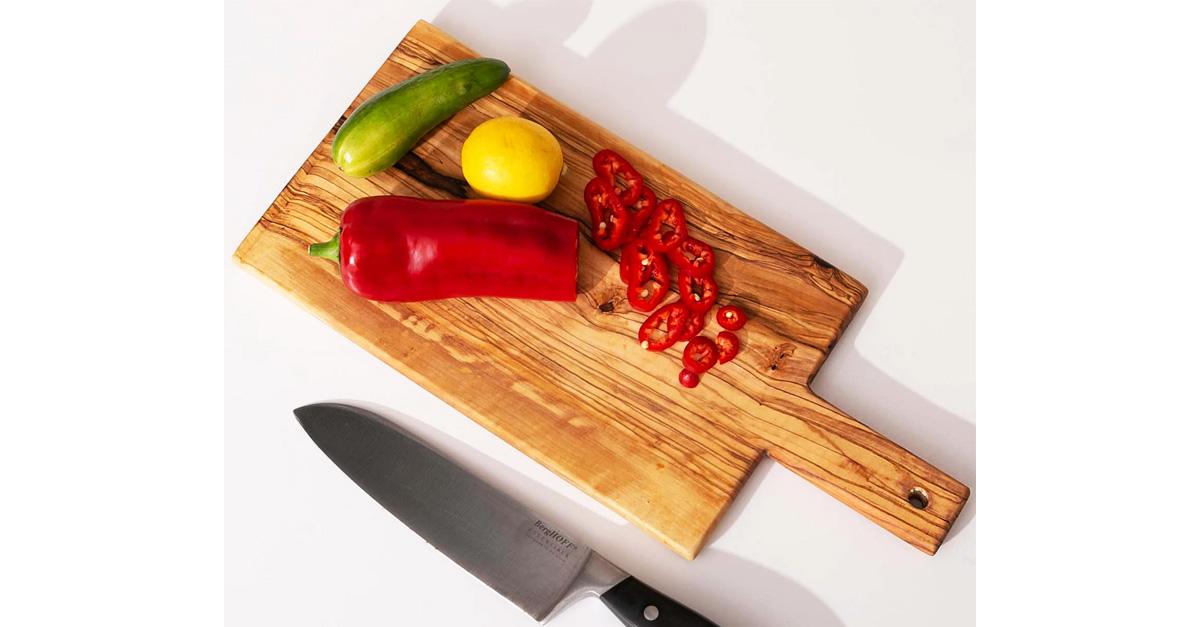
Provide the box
[643,605,659,621]
[907,487,929,509]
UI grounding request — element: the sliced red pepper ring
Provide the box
[593,149,644,206]
[677,310,706,342]
[638,302,689,351]
[627,255,670,312]
[678,368,700,388]
[683,336,719,373]
[679,272,718,312]
[645,198,688,252]
[715,331,740,364]
[669,237,715,276]
[584,177,629,251]
[624,186,657,240]
[619,240,662,284]
[716,305,747,330]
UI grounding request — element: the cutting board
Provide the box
[235,20,969,558]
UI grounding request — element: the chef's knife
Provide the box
[294,403,718,627]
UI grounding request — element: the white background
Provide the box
[225,1,974,625]
[4,2,1198,627]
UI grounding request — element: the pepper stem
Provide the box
[308,231,340,262]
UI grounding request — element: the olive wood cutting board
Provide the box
[234,20,969,558]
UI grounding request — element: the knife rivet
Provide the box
[643,605,659,621]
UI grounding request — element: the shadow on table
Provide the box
[346,401,845,627]
[430,0,976,544]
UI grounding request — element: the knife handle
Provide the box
[599,576,718,627]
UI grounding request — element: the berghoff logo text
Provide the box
[533,520,578,551]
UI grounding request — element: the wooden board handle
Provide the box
[742,387,969,555]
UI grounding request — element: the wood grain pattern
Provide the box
[234,20,969,558]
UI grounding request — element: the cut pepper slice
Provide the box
[679,272,718,312]
[645,198,688,252]
[584,177,629,251]
[624,186,657,241]
[716,305,747,330]
[627,254,670,312]
[677,310,706,343]
[593,149,644,206]
[683,336,719,373]
[619,239,662,284]
[715,331,740,364]
[638,302,689,351]
[678,368,700,388]
[669,237,715,276]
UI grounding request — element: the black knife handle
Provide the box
[599,576,718,627]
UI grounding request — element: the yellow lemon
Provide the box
[461,117,563,203]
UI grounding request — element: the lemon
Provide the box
[461,117,563,203]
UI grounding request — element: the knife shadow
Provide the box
[429,0,976,546]
[348,400,845,627]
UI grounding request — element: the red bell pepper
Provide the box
[308,196,578,302]
[592,149,644,205]
[584,177,630,251]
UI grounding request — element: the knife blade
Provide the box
[294,402,717,626]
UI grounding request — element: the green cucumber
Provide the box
[332,57,510,178]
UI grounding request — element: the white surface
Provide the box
[225,1,975,625]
